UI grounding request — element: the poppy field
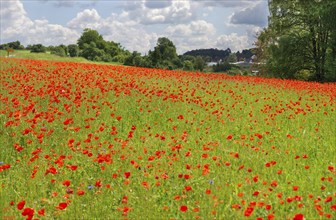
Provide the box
[0,58,335,220]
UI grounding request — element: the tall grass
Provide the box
[0,58,335,220]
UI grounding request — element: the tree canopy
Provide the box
[183,48,231,62]
[256,0,336,81]
[149,37,181,69]
[76,28,128,62]
[0,41,24,50]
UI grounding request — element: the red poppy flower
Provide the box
[252,191,259,196]
[56,202,68,210]
[66,188,74,194]
[293,213,304,220]
[324,196,332,203]
[124,172,131,178]
[292,186,299,191]
[185,185,192,191]
[180,205,188,212]
[268,214,275,220]
[331,204,336,210]
[95,180,102,187]
[265,204,272,210]
[122,196,128,204]
[77,190,85,196]
[63,118,73,125]
[17,200,25,210]
[244,207,254,217]
[38,208,45,216]
[62,180,71,187]
[21,207,34,218]
[142,181,149,189]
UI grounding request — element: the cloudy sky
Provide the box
[0,0,269,54]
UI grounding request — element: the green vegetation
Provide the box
[28,44,47,53]
[0,30,257,75]
[0,49,89,63]
[77,28,128,63]
[0,40,24,50]
[256,0,336,82]
[0,58,335,219]
[183,48,231,62]
[2,0,335,83]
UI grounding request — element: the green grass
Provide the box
[0,58,335,220]
[0,49,120,65]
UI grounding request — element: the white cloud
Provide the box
[145,0,172,9]
[67,8,159,54]
[215,33,249,52]
[230,1,269,26]
[40,0,97,8]
[192,0,254,8]
[0,0,33,34]
[165,20,216,54]
[1,0,266,54]
[123,0,194,25]
[166,20,215,37]
[67,9,102,30]
[0,0,79,46]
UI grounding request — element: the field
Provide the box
[0,58,335,220]
[0,50,99,64]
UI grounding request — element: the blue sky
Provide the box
[0,0,269,54]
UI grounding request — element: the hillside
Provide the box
[0,50,92,63]
[183,48,231,62]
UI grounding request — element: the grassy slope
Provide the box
[0,49,120,65]
[0,55,335,220]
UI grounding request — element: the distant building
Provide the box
[207,62,217,67]
[251,55,257,62]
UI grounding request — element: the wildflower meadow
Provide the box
[0,58,335,219]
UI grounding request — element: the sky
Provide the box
[0,0,269,55]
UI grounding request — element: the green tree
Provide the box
[30,44,46,53]
[105,41,123,58]
[267,34,312,79]
[0,41,23,50]
[47,45,67,56]
[182,55,196,63]
[51,45,66,57]
[226,53,237,63]
[259,0,336,81]
[149,37,179,69]
[68,44,79,57]
[183,60,194,71]
[124,51,141,66]
[80,42,105,61]
[194,56,206,71]
[77,28,104,50]
[213,61,232,72]
[77,29,128,62]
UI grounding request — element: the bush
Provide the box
[213,62,232,72]
[68,44,79,57]
[295,69,312,81]
[112,54,127,63]
[30,44,46,53]
[183,60,194,71]
[51,46,66,57]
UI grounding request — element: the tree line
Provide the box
[1,28,256,73]
[255,0,336,82]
